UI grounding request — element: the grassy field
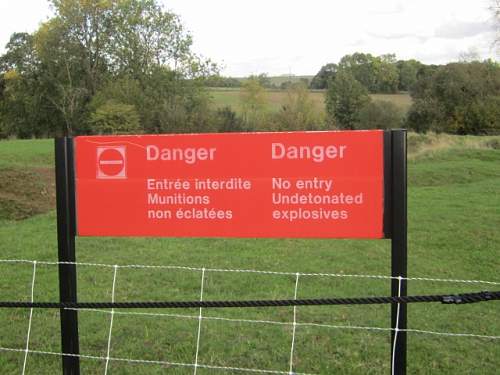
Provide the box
[209,88,413,116]
[0,134,499,374]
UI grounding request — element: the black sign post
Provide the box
[55,137,80,375]
[389,129,408,375]
[53,131,406,375]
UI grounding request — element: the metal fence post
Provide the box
[390,129,407,375]
[55,137,80,374]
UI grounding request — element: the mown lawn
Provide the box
[0,135,499,374]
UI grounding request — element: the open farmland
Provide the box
[0,134,499,374]
[209,88,413,116]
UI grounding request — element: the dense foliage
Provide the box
[325,70,370,129]
[407,61,500,134]
[0,0,216,138]
[312,53,413,93]
[321,54,500,134]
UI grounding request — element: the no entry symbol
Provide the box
[96,146,127,179]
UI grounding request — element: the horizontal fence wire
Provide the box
[63,308,500,340]
[1,260,499,308]
[1,258,500,285]
[1,258,500,375]
[0,346,315,375]
[1,259,499,339]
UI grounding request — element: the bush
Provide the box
[406,99,445,133]
[485,138,500,149]
[408,61,500,134]
[90,101,141,135]
[453,96,500,135]
[213,107,245,132]
[357,100,404,130]
[239,78,268,131]
[276,83,324,131]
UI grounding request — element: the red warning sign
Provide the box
[74,131,385,238]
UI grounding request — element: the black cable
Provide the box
[0,291,498,309]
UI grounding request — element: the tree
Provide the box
[374,54,399,93]
[0,33,38,74]
[110,0,197,78]
[240,77,268,130]
[310,63,338,89]
[34,18,91,135]
[317,53,402,93]
[407,61,500,134]
[325,70,370,129]
[277,82,322,131]
[0,33,58,137]
[0,0,216,137]
[397,59,423,91]
[49,0,115,96]
[139,67,213,134]
[338,53,378,92]
[49,0,200,81]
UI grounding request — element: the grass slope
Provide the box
[0,135,499,374]
[0,140,55,221]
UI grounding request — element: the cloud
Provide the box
[348,39,367,47]
[434,20,493,39]
[367,32,431,43]
[368,2,405,15]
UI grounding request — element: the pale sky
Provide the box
[0,0,497,76]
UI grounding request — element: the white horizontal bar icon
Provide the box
[99,160,123,165]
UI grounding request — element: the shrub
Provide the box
[277,83,324,131]
[90,101,141,135]
[357,100,404,130]
[405,99,445,133]
[453,96,500,135]
[239,78,268,131]
[408,61,500,134]
[213,106,245,132]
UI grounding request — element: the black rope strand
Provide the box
[0,291,498,309]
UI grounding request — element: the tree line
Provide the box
[207,54,500,135]
[320,54,500,134]
[0,1,499,138]
[311,53,417,93]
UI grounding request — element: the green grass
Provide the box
[0,135,499,374]
[0,139,55,221]
[0,139,53,169]
[209,89,412,116]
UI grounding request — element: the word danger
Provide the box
[272,143,347,163]
[146,145,217,164]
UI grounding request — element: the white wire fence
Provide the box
[0,258,499,375]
